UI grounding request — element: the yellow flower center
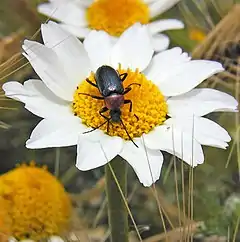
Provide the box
[189,28,206,43]
[72,67,168,140]
[0,162,72,241]
[0,196,11,238]
[86,0,150,36]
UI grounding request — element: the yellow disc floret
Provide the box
[0,162,72,241]
[72,67,168,140]
[86,0,150,36]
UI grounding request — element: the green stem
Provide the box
[105,155,128,242]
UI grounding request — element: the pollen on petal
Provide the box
[72,67,168,140]
[86,0,150,36]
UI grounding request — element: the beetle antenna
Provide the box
[78,93,104,100]
[83,120,109,134]
[120,118,138,148]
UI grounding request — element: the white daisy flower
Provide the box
[37,0,184,52]
[3,22,237,187]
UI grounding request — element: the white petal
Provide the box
[167,88,238,117]
[144,124,204,167]
[120,139,163,187]
[20,240,35,242]
[167,117,231,149]
[60,23,90,38]
[3,81,29,102]
[75,0,94,7]
[49,0,63,2]
[84,30,116,71]
[8,238,18,242]
[3,80,70,118]
[76,134,122,170]
[22,40,73,101]
[49,0,65,2]
[111,23,154,71]
[151,33,170,52]
[48,236,64,242]
[26,117,85,148]
[144,47,190,83]
[149,19,184,35]
[149,0,181,18]
[41,21,91,93]
[157,60,224,96]
[144,0,158,3]
[37,2,87,26]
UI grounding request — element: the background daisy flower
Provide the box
[0,162,71,241]
[37,0,184,51]
[3,22,237,187]
[0,196,11,239]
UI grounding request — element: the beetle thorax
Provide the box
[104,94,124,110]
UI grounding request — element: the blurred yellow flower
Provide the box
[86,0,150,36]
[0,196,11,240]
[0,162,72,241]
[188,28,206,43]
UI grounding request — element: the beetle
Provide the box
[79,65,140,147]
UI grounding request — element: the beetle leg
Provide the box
[83,107,110,134]
[123,87,131,95]
[119,73,128,82]
[78,93,104,100]
[124,99,139,121]
[83,120,109,134]
[86,78,98,88]
[99,106,109,119]
[99,106,113,133]
[134,114,139,121]
[125,83,141,89]
[124,99,132,112]
[123,83,141,95]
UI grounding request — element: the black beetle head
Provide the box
[110,109,121,123]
